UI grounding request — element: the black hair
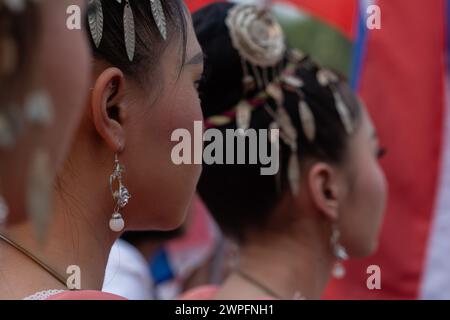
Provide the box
[194,2,363,243]
[86,0,188,86]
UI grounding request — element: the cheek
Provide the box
[167,84,204,129]
[125,85,203,230]
[362,161,388,225]
[345,159,388,256]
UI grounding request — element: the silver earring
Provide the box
[109,154,130,232]
[330,224,348,279]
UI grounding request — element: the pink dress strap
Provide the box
[46,290,127,300]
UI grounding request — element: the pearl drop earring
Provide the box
[330,224,348,279]
[109,154,130,232]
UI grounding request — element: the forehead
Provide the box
[185,15,202,58]
[164,10,202,65]
[360,105,376,136]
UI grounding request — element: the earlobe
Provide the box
[308,163,341,222]
[90,67,126,153]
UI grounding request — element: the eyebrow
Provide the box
[185,52,205,66]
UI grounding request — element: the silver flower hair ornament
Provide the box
[88,0,167,62]
[226,4,285,68]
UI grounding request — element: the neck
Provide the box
[220,217,334,300]
[0,160,117,298]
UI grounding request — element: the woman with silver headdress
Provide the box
[181,2,388,300]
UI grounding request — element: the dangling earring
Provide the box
[109,154,131,232]
[330,224,348,279]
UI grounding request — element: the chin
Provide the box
[132,206,189,232]
[154,215,187,232]
[360,240,380,258]
[347,236,379,258]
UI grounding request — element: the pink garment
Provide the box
[166,195,220,281]
[47,290,127,300]
[179,285,275,300]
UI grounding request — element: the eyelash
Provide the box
[377,147,387,159]
[194,80,201,90]
[194,75,205,93]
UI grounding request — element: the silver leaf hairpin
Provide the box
[266,83,284,106]
[123,0,135,62]
[265,107,300,197]
[288,151,300,196]
[280,59,315,143]
[88,0,103,48]
[316,68,338,87]
[88,0,168,62]
[150,0,167,40]
[333,90,354,135]
[269,121,280,144]
[316,68,353,135]
[282,74,303,89]
[299,100,316,142]
[236,100,252,131]
[281,108,301,197]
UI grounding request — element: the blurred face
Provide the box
[338,108,388,257]
[123,16,204,231]
[38,0,91,170]
[3,0,90,224]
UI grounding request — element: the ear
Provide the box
[308,162,342,222]
[90,67,126,153]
